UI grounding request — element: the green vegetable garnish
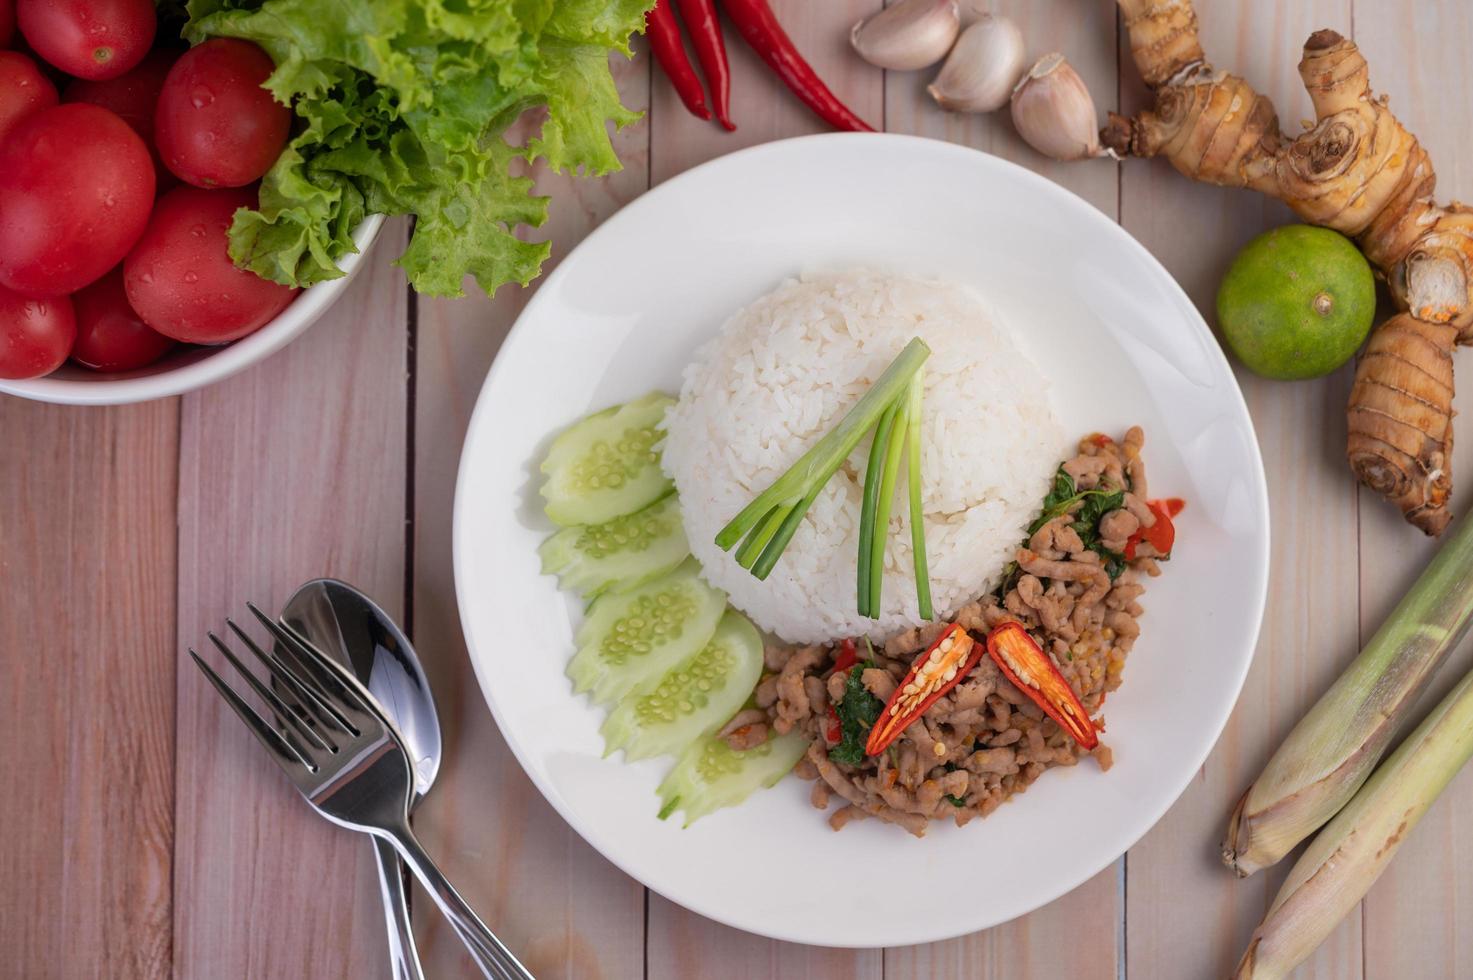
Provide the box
[829,665,883,767]
[1071,485,1127,580]
[183,0,651,297]
[1028,467,1126,536]
[717,338,935,614]
[715,338,930,581]
[1071,487,1126,536]
[856,368,932,619]
[905,371,931,620]
[856,400,899,617]
[867,382,909,616]
[1033,469,1079,528]
[748,481,825,581]
[1026,465,1129,581]
[944,794,966,807]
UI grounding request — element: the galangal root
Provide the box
[1106,0,1473,534]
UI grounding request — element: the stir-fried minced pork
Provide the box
[747,429,1165,836]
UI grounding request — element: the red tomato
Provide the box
[0,103,155,297]
[64,47,179,189]
[0,281,74,379]
[0,49,55,142]
[0,0,14,49]
[124,185,297,344]
[155,39,290,189]
[16,0,154,80]
[71,266,173,372]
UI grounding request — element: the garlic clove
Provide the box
[851,0,960,72]
[957,0,999,26]
[927,14,1026,113]
[1010,52,1106,161]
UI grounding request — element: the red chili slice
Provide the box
[864,624,981,756]
[986,622,1098,750]
[831,638,858,675]
[1124,497,1184,560]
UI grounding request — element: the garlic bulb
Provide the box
[851,0,960,72]
[928,14,1025,113]
[1010,53,1106,160]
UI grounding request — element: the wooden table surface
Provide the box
[4,1,1472,977]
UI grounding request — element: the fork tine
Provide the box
[225,618,357,737]
[246,602,375,716]
[207,632,331,753]
[190,650,317,773]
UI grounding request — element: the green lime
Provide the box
[1215,225,1376,380]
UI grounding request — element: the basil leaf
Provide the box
[1028,467,1078,534]
[829,665,883,767]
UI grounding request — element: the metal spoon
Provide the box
[282,579,442,980]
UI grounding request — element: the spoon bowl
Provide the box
[281,579,444,980]
[282,579,442,801]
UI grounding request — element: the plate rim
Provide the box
[452,131,1272,947]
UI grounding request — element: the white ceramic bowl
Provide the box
[0,214,385,405]
[453,134,1271,947]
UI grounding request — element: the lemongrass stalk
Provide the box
[1222,511,1473,876]
[905,371,932,620]
[857,400,901,616]
[867,389,910,614]
[715,338,930,551]
[1234,663,1473,979]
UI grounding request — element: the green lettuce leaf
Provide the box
[184,0,649,297]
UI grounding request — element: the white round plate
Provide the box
[454,134,1269,948]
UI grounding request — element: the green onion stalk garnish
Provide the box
[905,372,931,619]
[857,400,900,617]
[866,383,909,614]
[714,338,935,620]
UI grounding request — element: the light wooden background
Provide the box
[3,1,1471,977]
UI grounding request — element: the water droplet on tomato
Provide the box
[191,225,207,238]
[191,87,215,109]
[183,272,198,284]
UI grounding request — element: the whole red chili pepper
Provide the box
[675,0,735,131]
[719,0,874,132]
[648,0,712,122]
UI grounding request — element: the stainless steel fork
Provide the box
[191,604,534,980]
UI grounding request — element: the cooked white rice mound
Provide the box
[662,270,1066,644]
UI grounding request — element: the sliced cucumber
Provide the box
[657,730,809,826]
[539,494,690,598]
[568,559,725,705]
[540,392,676,526]
[601,610,765,762]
